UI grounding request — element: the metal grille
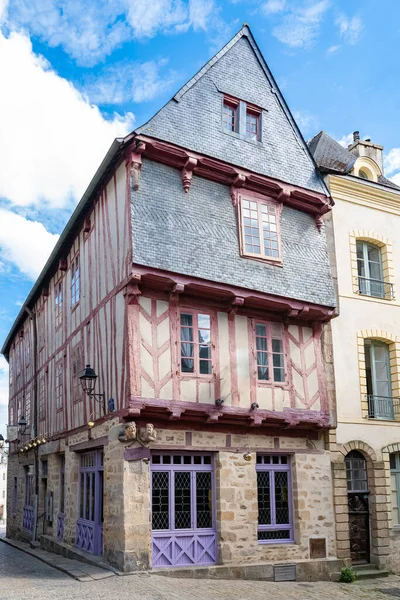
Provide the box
[346,451,368,492]
[257,472,271,525]
[274,564,296,582]
[196,472,212,529]
[275,471,289,524]
[258,530,291,541]
[152,472,169,530]
[81,451,96,468]
[174,472,191,529]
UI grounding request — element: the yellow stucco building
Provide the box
[311,131,400,573]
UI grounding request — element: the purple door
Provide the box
[22,467,34,532]
[76,449,104,555]
[151,453,217,568]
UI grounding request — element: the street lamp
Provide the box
[18,416,27,435]
[80,365,106,413]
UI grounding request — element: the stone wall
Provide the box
[7,420,338,577]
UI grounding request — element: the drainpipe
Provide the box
[24,306,39,542]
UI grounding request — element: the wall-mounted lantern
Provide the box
[79,364,106,413]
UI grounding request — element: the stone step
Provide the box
[354,567,390,580]
[353,563,377,571]
[39,535,121,575]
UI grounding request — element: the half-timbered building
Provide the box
[2,26,340,578]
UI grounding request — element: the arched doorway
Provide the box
[346,450,370,563]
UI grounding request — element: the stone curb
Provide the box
[0,536,115,582]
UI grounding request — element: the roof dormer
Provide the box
[348,131,383,182]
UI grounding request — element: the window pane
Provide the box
[274,471,290,524]
[257,472,271,525]
[174,472,191,529]
[152,472,169,530]
[273,367,285,382]
[256,336,267,351]
[391,454,397,470]
[196,472,212,529]
[223,103,236,132]
[272,339,282,353]
[258,530,291,541]
[198,314,210,329]
[200,360,211,374]
[199,329,211,344]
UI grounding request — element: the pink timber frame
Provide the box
[237,189,283,265]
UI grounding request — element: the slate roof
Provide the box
[309,131,400,191]
[136,25,328,196]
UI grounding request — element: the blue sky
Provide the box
[1,0,400,434]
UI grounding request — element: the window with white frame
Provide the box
[256,455,293,542]
[180,312,212,376]
[255,322,285,383]
[72,344,83,402]
[55,361,63,410]
[25,390,31,426]
[365,339,393,420]
[38,374,46,421]
[70,255,80,308]
[357,241,386,298]
[391,453,400,526]
[240,196,281,261]
[55,280,63,327]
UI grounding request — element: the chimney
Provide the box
[348,131,384,173]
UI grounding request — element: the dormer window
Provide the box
[222,95,262,142]
[246,105,261,142]
[223,97,238,133]
[359,170,369,180]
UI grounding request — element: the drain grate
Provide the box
[377,590,400,597]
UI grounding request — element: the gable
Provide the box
[137,30,326,196]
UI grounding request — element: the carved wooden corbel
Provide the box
[276,188,290,204]
[181,157,198,193]
[229,296,245,316]
[315,215,324,232]
[230,173,246,207]
[124,283,141,305]
[126,142,146,191]
[59,258,67,272]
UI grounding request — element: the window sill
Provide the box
[222,128,263,147]
[353,290,395,302]
[240,253,283,268]
[258,540,295,546]
[256,381,289,390]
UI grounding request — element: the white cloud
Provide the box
[0,31,134,209]
[261,0,286,15]
[337,133,353,148]
[327,44,339,54]
[0,0,8,21]
[293,110,318,136]
[335,13,363,45]
[391,172,400,187]
[384,148,400,176]
[272,0,330,49]
[6,0,220,65]
[85,59,178,105]
[0,209,59,280]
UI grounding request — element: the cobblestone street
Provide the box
[2,541,400,600]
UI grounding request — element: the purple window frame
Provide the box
[151,453,216,533]
[256,455,293,544]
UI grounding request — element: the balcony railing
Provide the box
[367,395,400,420]
[356,276,394,300]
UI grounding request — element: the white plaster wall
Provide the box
[330,179,400,441]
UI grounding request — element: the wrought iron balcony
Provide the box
[356,276,394,300]
[367,395,400,421]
